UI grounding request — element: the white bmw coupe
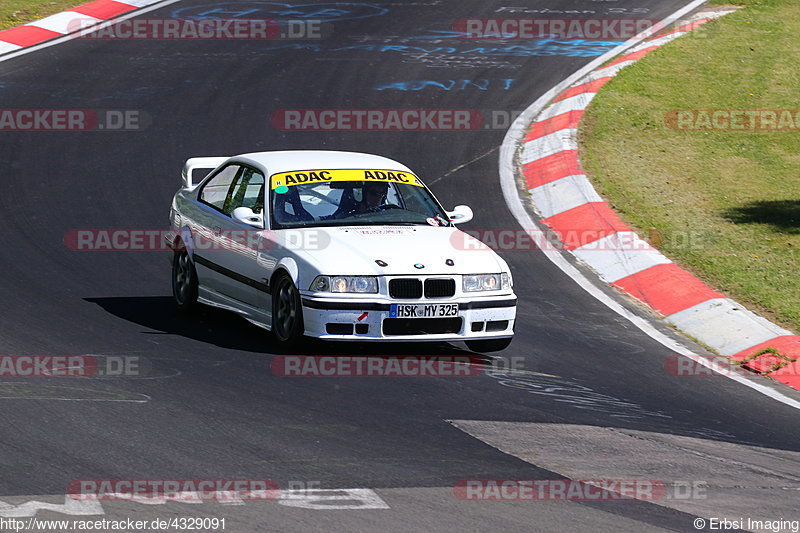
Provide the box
[166,151,516,351]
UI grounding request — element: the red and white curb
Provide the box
[0,0,166,55]
[512,7,800,392]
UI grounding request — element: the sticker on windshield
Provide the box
[270,169,424,189]
[342,227,414,235]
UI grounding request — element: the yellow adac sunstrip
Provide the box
[270,169,424,191]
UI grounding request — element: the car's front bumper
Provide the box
[299,294,516,342]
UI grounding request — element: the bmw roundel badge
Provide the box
[414,263,424,269]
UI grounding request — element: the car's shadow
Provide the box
[85,296,483,359]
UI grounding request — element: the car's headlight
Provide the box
[463,273,509,292]
[310,275,378,293]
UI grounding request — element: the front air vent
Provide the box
[389,278,423,299]
[326,323,354,335]
[424,278,456,298]
[383,318,463,335]
[486,320,509,332]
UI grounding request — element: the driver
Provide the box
[354,181,390,214]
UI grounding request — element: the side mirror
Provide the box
[232,207,264,228]
[447,205,473,225]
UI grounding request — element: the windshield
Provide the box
[269,169,450,229]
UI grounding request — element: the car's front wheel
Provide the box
[172,247,199,311]
[466,337,513,353]
[272,272,305,348]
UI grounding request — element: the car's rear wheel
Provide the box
[272,273,305,348]
[172,247,198,311]
[466,337,513,353]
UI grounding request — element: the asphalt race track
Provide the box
[1,1,799,531]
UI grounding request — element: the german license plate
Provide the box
[390,303,459,318]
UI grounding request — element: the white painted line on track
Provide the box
[0,41,22,54]
[0,496,104,517]
[278,489,390,510]
[0,396,149,402]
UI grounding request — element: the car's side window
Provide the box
[223,167,265,216]
[199,164,242,211]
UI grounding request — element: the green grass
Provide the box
[0,0,89,31]
[580,0,800,332]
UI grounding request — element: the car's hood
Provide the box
[284,225,504,276]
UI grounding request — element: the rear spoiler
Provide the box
[181,157,228,189]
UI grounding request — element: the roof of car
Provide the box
[231,150,415,176]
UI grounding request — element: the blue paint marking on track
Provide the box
[358,30,626,46]
[256,40,624,58]
[374,79,516,91]
[171,2,389,23]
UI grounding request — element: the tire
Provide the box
[466,337,513,353]
[172,246,199,311]
[271,272,305,348]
